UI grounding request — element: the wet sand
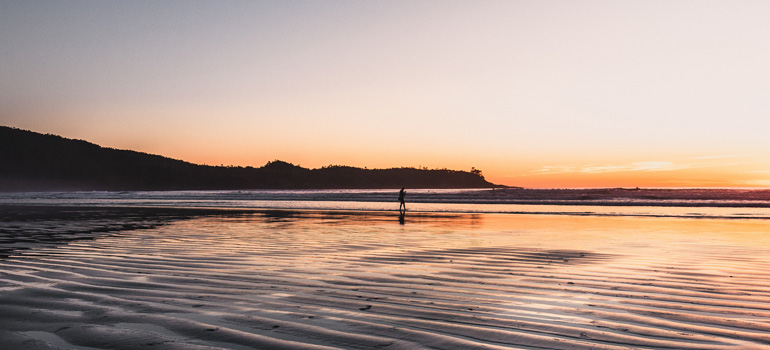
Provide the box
[2,206,770,349]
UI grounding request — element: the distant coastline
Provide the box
[0,126,499,191]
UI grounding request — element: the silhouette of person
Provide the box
[398,187,406,212]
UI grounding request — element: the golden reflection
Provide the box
[5,209,770,348]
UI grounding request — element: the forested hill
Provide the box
[0,126,498,191]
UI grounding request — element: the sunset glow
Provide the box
[2,1,770,188]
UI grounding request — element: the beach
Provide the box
[2,205,770,349]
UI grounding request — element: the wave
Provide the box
[3,189,770,219]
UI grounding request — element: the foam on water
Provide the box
[3,189,770,219]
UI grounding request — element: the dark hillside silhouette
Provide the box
[0,126,498,191]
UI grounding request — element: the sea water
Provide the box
[3,189,770,219]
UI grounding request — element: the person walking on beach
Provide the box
[398,187,406,212]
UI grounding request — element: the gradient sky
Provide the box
[2,0,770,188]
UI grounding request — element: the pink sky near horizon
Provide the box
[2,1,770,188]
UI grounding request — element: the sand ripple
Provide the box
[2,210,770,349]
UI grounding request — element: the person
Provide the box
[398,187,406,212]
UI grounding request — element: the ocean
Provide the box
[3,188,770,219]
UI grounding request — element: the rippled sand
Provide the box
[2,207,770,349]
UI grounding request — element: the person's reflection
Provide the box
[398,211,405,225]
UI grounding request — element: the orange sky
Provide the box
[2,1,770,188]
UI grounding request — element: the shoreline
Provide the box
[4,201,770,221]
[2,207,770,349]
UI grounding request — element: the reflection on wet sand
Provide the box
[0,206,262,259]
[1,206,770,349]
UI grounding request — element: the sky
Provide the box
[2,0,770,188]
